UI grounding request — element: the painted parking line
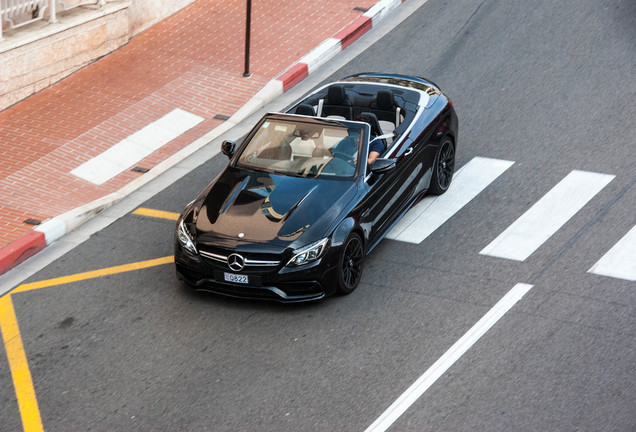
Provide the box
[12,256,174,294]
[2,256,175,431]
[588,224,636,281]
[365,283,534,432]
[480,170,615,261]
[0,296,44,432]
[71,109,204,185]
[132,208,180,221]
[387,157,515,243]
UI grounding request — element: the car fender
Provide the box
[331,217,357,248]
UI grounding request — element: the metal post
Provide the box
[243,0,252,77]
[49,0,58,23]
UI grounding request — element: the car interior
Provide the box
[237,118,364,178]
[236,83,425,178]
[288,83,421,147]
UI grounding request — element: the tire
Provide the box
[336,232,364,295]
[429,137,455,195]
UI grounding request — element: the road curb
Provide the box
[0,0,406,276]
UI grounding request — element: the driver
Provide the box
[368,137,384,165]
[355,113,385,165]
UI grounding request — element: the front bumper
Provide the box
[174,243,339,303]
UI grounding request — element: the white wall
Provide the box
[127,0,196,35]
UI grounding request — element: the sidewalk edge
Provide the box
[0,0,405,277]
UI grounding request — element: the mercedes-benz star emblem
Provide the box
[227,253,245,271]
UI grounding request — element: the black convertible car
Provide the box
[175,73,458,302]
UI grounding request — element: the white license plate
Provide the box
[224,273,248,284]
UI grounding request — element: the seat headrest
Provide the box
[327,85,347,104]
[357,112,383,137]
[295,104,316,116]
[376,90,395,110]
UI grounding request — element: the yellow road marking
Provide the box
[12,256,174,294]
[1,255,175,430]
[0,295,44,432]
[133,207,180,221]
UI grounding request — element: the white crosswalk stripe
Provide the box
[588,225,636,281]
[388,158,630,281]
[479,170,615,261]
[387,157,514,243]
[71,108,204,185]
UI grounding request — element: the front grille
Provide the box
[199,250,226,264]
[198,246,281,271]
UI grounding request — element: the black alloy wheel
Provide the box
[337,232,364,294]
[429,137,455,195]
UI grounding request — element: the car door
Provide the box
[397,116,439,198]
[358,106,445,249]
[357,136,421,249]
[385,101,449,202]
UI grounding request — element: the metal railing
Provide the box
[1,0,106,40]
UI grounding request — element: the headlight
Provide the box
[287,238,329,267]
[177,220,197,254]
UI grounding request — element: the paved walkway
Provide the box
[0,0,406,275]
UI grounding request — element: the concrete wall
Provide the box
[128,0,195,35]
[0,0,195,111]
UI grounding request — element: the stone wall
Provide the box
[0,0,195,111]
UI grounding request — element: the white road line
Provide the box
[71,109,204,185]
[480,170,615,262]
[588,224,636,281]
[365,283,534,432]
[387,157,514,243]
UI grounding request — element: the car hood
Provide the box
[193,168,357,248]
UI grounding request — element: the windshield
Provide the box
[236,118,363,179]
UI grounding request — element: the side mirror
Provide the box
[370,158,396,174]
[221,140,236,158]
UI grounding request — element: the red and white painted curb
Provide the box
[0,0,406,276]
[277,0,404,91]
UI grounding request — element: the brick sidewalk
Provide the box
[0,0,403,275]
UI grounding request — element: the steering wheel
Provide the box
[331,151,356,166]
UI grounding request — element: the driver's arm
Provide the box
[367,150,381,165]
[367,139,384,165]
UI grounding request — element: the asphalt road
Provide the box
[2,0,634,430]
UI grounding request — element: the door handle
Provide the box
[403,147,414,157]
